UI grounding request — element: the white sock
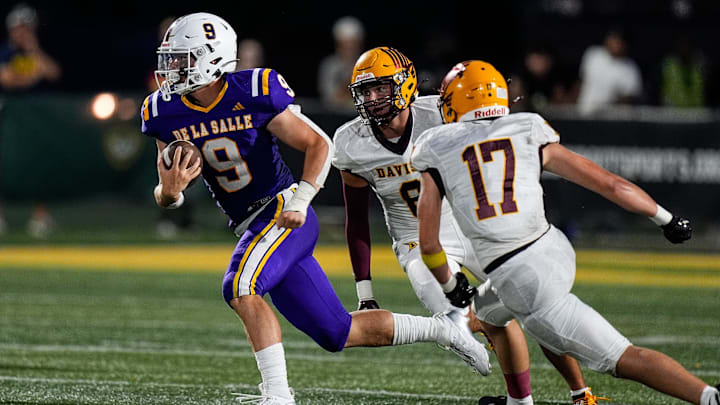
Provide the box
[255,343,292,399]
[392,313,438,345]
[507,394,533,405]
[570,387,589,396]
[701,385,720,405]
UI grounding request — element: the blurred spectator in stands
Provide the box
[577,29,642,116]
[661,35,705,107]
[0,3,60,91]
[509,44,578,112]
[317,16,364,108]
[236,39,264,71]
[0,3,61,238]
[415,30,458,94]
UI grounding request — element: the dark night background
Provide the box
[3,0,720,105]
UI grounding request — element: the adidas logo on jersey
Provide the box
[232,102,245,111]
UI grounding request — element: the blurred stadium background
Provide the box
[0,0,719,247]
[1,1,720,404]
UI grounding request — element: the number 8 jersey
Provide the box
[333,96,460,247]
[411,112,559,270]
[141,69,296,230]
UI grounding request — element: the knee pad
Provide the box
[472,281,513,327]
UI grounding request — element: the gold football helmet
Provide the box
[348,47,418,126]
[438,60,509,123]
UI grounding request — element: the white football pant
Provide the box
[487,226,631,374]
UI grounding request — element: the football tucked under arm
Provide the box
[161,140,203,175]
[154,140,203,209]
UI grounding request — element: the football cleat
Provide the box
[233,383,296,404]
[709,384,720,405]
[478,395,507,405]
[572,388,610,405]
[435,308,491,376]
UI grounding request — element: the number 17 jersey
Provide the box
[411,112,559,270]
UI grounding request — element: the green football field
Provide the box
[1,246,719,404]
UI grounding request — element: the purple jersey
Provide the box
[141,69,296,228]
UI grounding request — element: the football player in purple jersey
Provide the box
[141,13,491,404]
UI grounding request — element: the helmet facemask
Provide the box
[156,45,225,100]
[349,74,409,127]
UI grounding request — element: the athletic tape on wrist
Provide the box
[282,181,317,213]
[356,280,374,301]
[650,204,673,226]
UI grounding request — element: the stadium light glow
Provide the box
[91,93,117,120]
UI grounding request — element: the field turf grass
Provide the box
[1,246,719,404]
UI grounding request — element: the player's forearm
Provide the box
[420,248,452,285]
[347,234,371,281]
[418,228,449,283]
[344,183,372,281]
[599,176,657,217]
[574,169,657,217]
[282,138,329,214]
[545,144,657,217]
[287,106,333,189]
[300,139,330,190]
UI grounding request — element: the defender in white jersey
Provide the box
[334,47,601,405]
[414,60,719,405]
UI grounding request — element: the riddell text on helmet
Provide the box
[474,106,508,119]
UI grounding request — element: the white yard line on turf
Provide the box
[0,375,629,405]
[1,341,718,377]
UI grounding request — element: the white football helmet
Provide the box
[155,13,237,99]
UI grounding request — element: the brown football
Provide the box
[161,140,203,185]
